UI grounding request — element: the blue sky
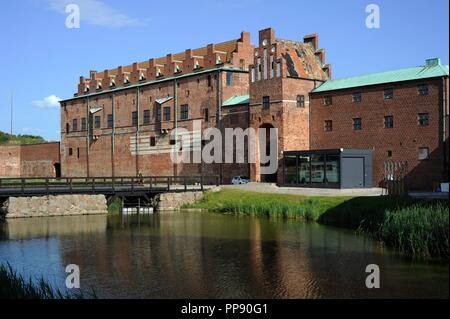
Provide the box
[0,0,448,141]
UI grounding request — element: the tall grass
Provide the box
[0,263,89,299]
[185,189,449,258]
[379,203,449,258]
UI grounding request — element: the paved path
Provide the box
[221,183,385,197]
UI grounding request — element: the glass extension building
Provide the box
[283,149,373,188]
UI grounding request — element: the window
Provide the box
[180,104,189,120]
[418,113,429,126]
[132,111,138,127]
[150,136,156,146]
[163,106,171,121]
[77,148,80,159]
[107,114,114,128]
[72,119,78,131]
[94,116,101,128]
[296,95,305,107]
[262,96,270,109]
[418,147,429,160]
[204,108,209,122]
[251,67,255,83]
[68,148,73,156]
[66,123,70,133]
[384,88,394,100]
[418,84,429,96]
[226,72,234,86]
[387,150,392,157]
[323,96,332,106]
[143,110,150,124]
[384,115,394,128]
[81,118,86,131]
[352,92,362,103]
[353,118,362,130]
[156,106,161,122]
[324,120,333,132]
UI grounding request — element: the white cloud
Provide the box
[47,0,145,28]
[31,95,62,108]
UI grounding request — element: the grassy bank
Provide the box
[0,264,87,299]
[184,189,449,259]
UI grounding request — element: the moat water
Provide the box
[0,212,448,298]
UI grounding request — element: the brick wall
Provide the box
[310,78,448,190]
[0,143,60,178]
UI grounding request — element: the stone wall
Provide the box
[1,194,107,218]
[157,191,204,211]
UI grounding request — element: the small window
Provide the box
[418,147,429,160]
[384,115,394,128]
[132,111,138,127]
[204,108,209,122]
[169,138,176,145]
[72,119,78,131]
[150,136,156,147]
[94,115,101,129]
[418,84,429,96]
[180,104,189,120]
[323,96,332,106]
[66,123,70,133]
[296,95,305,107]
[352,92,362,103]
[107,114,114,128]
[163,106,171,121]
[77,148,80,158]
[324,120,333,132]
[418,113,429,126]
[387,150,392,157]
[143,110,150,124]
[226,72,234,86]
[68,148,73,156]
[156,106,161,122]
[262,96,270,109]
[81,118,86,131]
[384,88,394,100]
[353,118,362,130]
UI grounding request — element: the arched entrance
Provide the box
[259,123,277,183]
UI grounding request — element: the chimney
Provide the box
[240,31,250,44]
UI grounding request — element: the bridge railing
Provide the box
[0,175,220,195]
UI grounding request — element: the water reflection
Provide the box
[0,212,448,299]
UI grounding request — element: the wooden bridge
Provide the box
[0,176,220,198]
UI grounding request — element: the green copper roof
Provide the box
[222,95,250,107]
[312,59,449,93]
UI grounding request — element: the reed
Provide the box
[0,263,90,299]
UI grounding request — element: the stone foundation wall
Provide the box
[1,195,108,218]
[157,191,204,211]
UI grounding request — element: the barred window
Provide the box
[94,116,101,129]
[163,107,171,121]
[352,92,362,103]
[324,120,333,132]
[384,88,394,100]
[353,118,362,130]
[156,106,161,122]
[297,95,305,107]
[107,114,114,128]
[418,113,429,126]
[180,104,189,120]
[143,110,150,124]
[323,96,332,106]
[384,115,394,128]
[262,96,270,109]
[132,111,138,127]
[81,117,86,131]
[418,84,429,96]
[72,119,78,131]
